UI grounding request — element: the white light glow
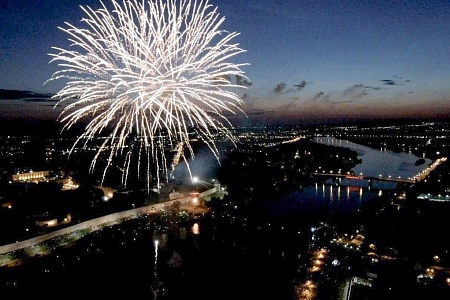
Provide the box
[47,0,249,190]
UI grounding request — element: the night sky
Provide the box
[0,0,449,126]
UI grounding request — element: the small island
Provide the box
[415,158,426,166]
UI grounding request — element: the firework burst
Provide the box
[46,0,249,192]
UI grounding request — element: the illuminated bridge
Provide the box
[311,157,447,185]
[310,173,415,184]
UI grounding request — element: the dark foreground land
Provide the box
[1,121,450,299]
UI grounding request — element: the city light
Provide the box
[1,119,450,297]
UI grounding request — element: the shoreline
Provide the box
[0,200,209,268]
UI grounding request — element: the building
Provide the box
[11,170,49,182]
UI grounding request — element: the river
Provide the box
[313,136,432,180]
[262,136,433,217]
[0,137,436,299]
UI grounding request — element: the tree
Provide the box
[172,200,181,212]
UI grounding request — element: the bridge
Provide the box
[0,184,224,258]
[310,173,415,184]
[311,157,447,186]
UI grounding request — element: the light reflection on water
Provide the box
[262,136,430,216]
[3,138,434,299]
[268,182,389,217]
[313,137,432,180]
[191,223,200,235]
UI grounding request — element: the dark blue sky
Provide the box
[0,0,449,125]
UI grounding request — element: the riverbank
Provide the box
[313,136,433,180]
[0,200,209,268]
[180,203,209,214]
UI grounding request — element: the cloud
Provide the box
[22,98,58,102]
[214,74,232,83]
[363,86,382,90]
[320,95,331,103]
[241,92,261,110]
[343,84,369,98]
[313,91,324,101]
[0,89,55,102]
[380,78,410,86]
[282,102,296,110]
[236,75,253,86]
[272,80,306,95]
[294,80,307,90]
[343,84,364,95]
[246,110,267,116]
[273,82,287,94]
[307,91,356,105]
[381,79,397,85]
[233,108,267,116]
[330,100,353,105]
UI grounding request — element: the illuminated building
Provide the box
[11,170,49,182]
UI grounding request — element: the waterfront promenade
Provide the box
[0,185,222,258]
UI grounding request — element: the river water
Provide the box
[262,137,432,217]
[313,136,432,180]
[0,137,435,299]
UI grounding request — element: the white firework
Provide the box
[46,0,249,192]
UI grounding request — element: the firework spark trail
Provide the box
[171,142,185,175]
[46,0,249,191]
